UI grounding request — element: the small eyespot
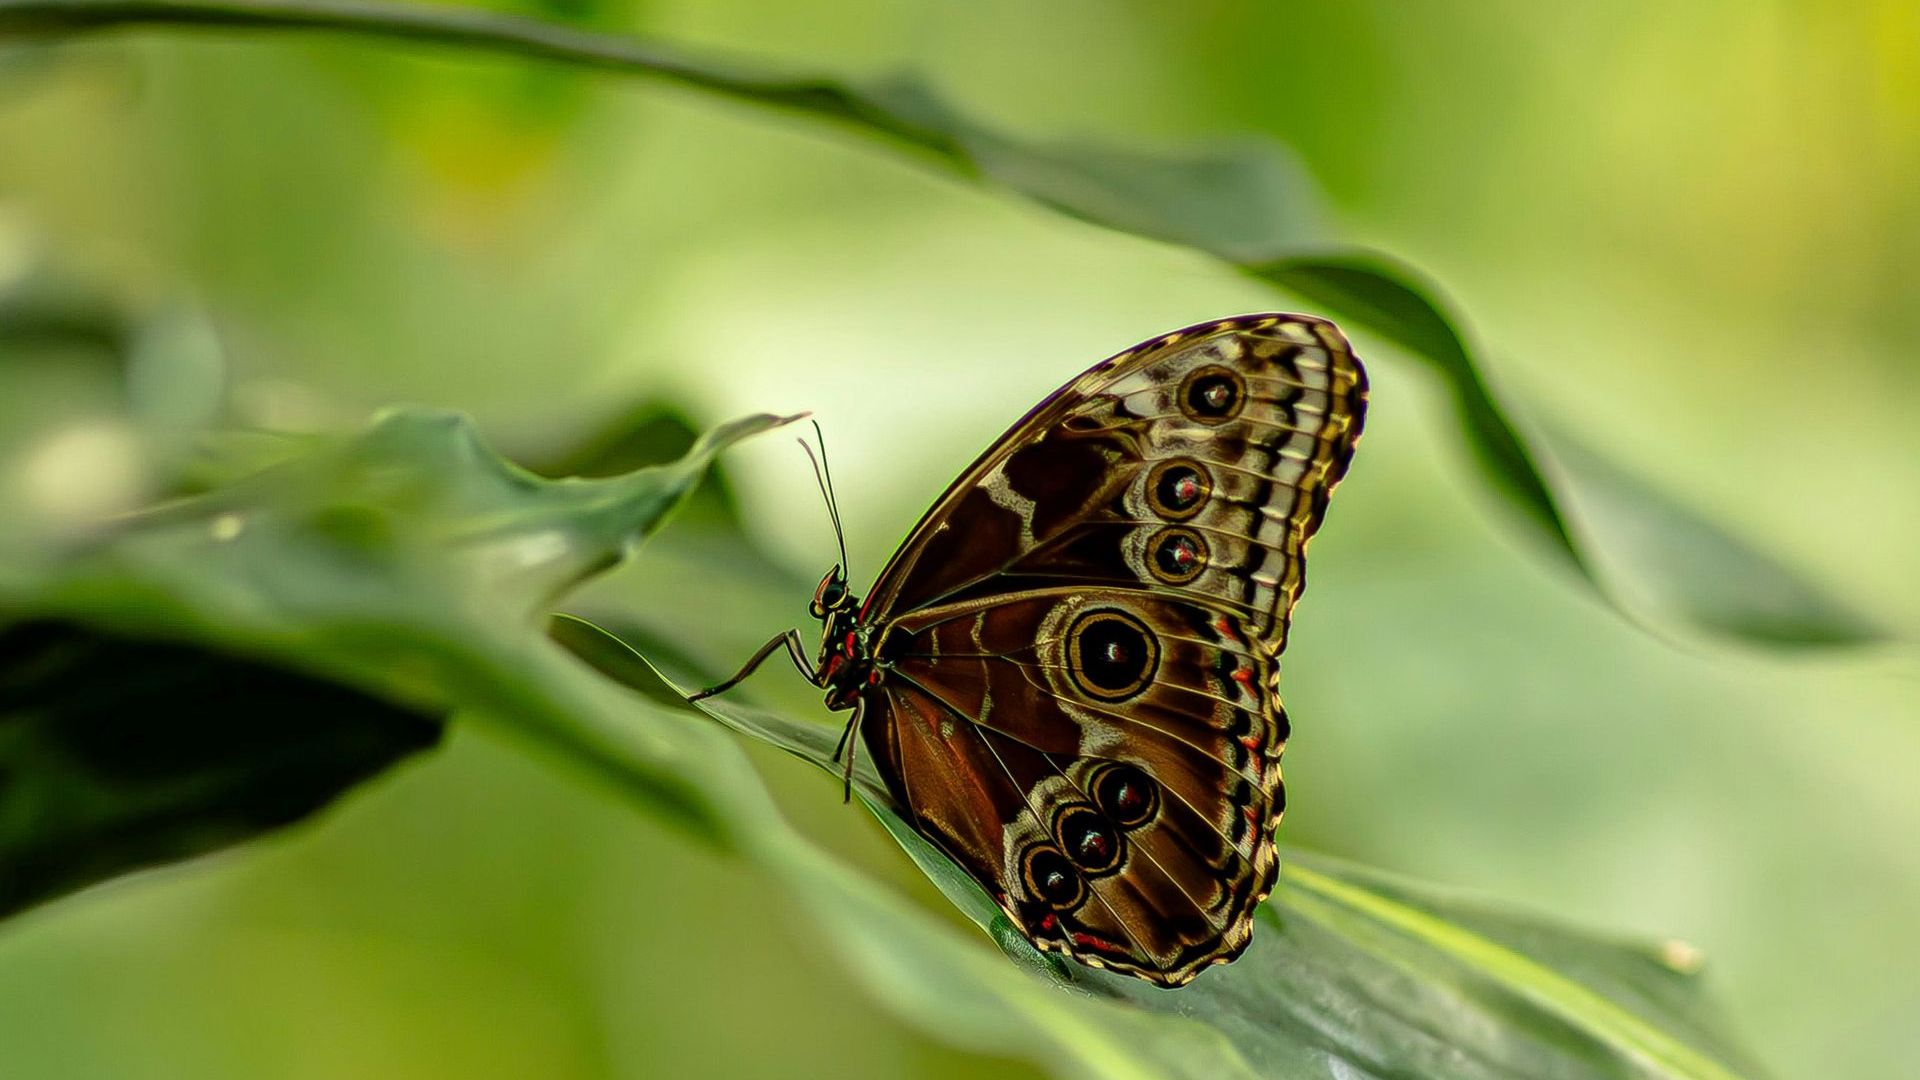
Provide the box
[1022,846,1086,910]
[1146,459,1211,521]
[1148,526,1208,585]
[1092,763,1159,828]
[1179,365,1246,423]
[1055,805,1121,874]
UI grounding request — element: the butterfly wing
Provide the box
[869,589,1284,981]
[860,314,1366,984]
[864,314,1363,649]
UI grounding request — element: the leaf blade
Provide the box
[0,0,1877,645]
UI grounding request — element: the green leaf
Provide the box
[1251,255,1886,646]
[0,406,797,907]
[1249,254,1580,567]
[0,618,441,917]
[555,616,1769,1080]
[0,0,1880,647]
[1,403,1772,1078]
[0,414,1250,1080]
[1539,426,1886,646]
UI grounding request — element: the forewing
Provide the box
[864,313,1366,653]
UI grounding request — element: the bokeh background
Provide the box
[2,2,1916,1078]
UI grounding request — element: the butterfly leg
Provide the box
[688,629,814,700]
[833,699,863,803]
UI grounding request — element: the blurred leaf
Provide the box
[0,393,1775,1078]
[552,615,1767,1080]
[0,406,796,909]
[0,618,441,917]
[0,0,1883,647]
[1539,427,1886,645]
[0,268,131,364]
[521,401,743,527]
[1250,254,1579,565]
[0,410,1252,1080]
[523,402,809,608]
[0,261,228,538]
[0,261,226,429]
[1253,255,1887,646]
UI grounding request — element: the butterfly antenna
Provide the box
[798,424,850,578]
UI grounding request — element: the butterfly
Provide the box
[693,314,1366,985]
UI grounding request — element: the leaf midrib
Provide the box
[1285,865,1746,1080]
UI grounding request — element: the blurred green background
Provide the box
[1,2,1916,1078]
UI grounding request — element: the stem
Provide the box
[0,0,964,161]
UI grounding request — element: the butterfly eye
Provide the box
[1093,764,1159,828]
[812,571,849,616]
[1022,846,1086,910]
[1054,806,1122,874]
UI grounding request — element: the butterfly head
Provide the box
[809,564,855,620]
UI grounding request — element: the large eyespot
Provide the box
[1179,365,1246,423]
[1148,526,1208,585]
[1092,763,1159,828]
[1022,846,1086,910]
[1145,459,1211,521]
[1066,609,1159,702]
[1054,805,1122,874]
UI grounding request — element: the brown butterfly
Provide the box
[694,314,1366,986]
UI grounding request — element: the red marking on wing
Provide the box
[1071,931,1132,957]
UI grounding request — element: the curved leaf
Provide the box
[1249,254,1579,568]
[1251,255,1885,645]
[1,403,1774,1079]
[1,414,1258,1080]
[0,618,440,917]
[554,615,1769,1080]
[0,0,1881,646]
[0,406,797,906]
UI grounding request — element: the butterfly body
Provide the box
[703,314,1366,987]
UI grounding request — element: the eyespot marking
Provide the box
[1055,805,1122,874]
[1091,763,1159,829]
[1066,609,1160,702]
[1149,526,1208,585]
[1145,459,1211,521]
[1022,846,1086,910]
[1180,365,1245,423]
